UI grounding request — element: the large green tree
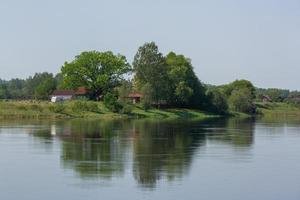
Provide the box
[222,79,256,98]
[133,42,169,104]
[61,51,131,99]
[165,52,207,108]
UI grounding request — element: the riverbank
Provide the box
[0,100,219,120]
[1,101,299,120]
[256,102,300,117]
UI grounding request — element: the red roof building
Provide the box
[50,87,88,102]
[75,87,88,96]
[127,93,143,104]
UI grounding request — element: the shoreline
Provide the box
[0,101,299,120]
[0,100,220,120]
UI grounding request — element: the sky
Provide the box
[0,0,299,90]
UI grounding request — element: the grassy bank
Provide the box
[256,102,300,117]
[0,100,218,120]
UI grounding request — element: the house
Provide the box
[261,95,272,103]
[50,90,75,102]
[75,87,88,98]
[127,93,143,104]
[50,87,88,102]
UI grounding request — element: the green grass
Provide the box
[0,100,218,120]
[131,106,217,119]
[256,102,300,116]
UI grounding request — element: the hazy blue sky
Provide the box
[0,0,299,89]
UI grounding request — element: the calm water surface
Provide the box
[1,117,300,200]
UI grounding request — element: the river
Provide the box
[0,117,300,200]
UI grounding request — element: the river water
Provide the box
[0,117,300,200]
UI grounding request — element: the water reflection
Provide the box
[57,120,131,179]
[204,118,255,147]
[132,120,207,188]
[1,118,256,188]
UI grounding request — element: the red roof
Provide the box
[75,87,88,95]
[128,93,143,98]
[51,90,75,96]
[51,87,88,96]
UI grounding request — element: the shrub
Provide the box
[228,88,256,113]
[206,89,228,114]
[71,101,88,112]
[103,93,123,113]
[120,104,133,114]
[141,100,151,111]
[86,101,101,113]
[49,103,66,113]
[70,100,101,113]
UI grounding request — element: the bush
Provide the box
[103,93,123,113]
[228,88,256,113]
[141,100,151,111]
[207,90,228,114]
[71,101,88,112]
[86,101,101,113]
[120,104,133,114]
[49,103,66,113]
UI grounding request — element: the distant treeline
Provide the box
[256,88,300,107]
[0,72,62,100]
[0,42,299,114]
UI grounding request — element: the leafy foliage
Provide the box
[49,103,66,113]
[206,89,228,114]
[34,77,57,99]
[0,73,58,100]
[71,100,101,113]
[133,44,207,109]
[133,42,169,103]
[165,52,207,108]
[228,88,255,113]
[61,51,131,100]
[103,93,123,113]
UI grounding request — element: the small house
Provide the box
[128,93,143,104]
[50,90,75,102]
[261,95,272,103]
[75,87,88,98]
[50,87,88,102]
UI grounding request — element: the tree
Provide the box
[140,83,153,111]
[24,72,55,98]
[133,42,169,104]
[165,52,207,108]
[54,73,64,90]
[7,79,26,99]
[228,88,255,113]
[61,51,131,100]
[222,79,256,99]
[34,77,57,99]
[206,89,228,114]
[0,83,8,99]
[175,81,193,104]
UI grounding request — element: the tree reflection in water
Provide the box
[24,118,255,188]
